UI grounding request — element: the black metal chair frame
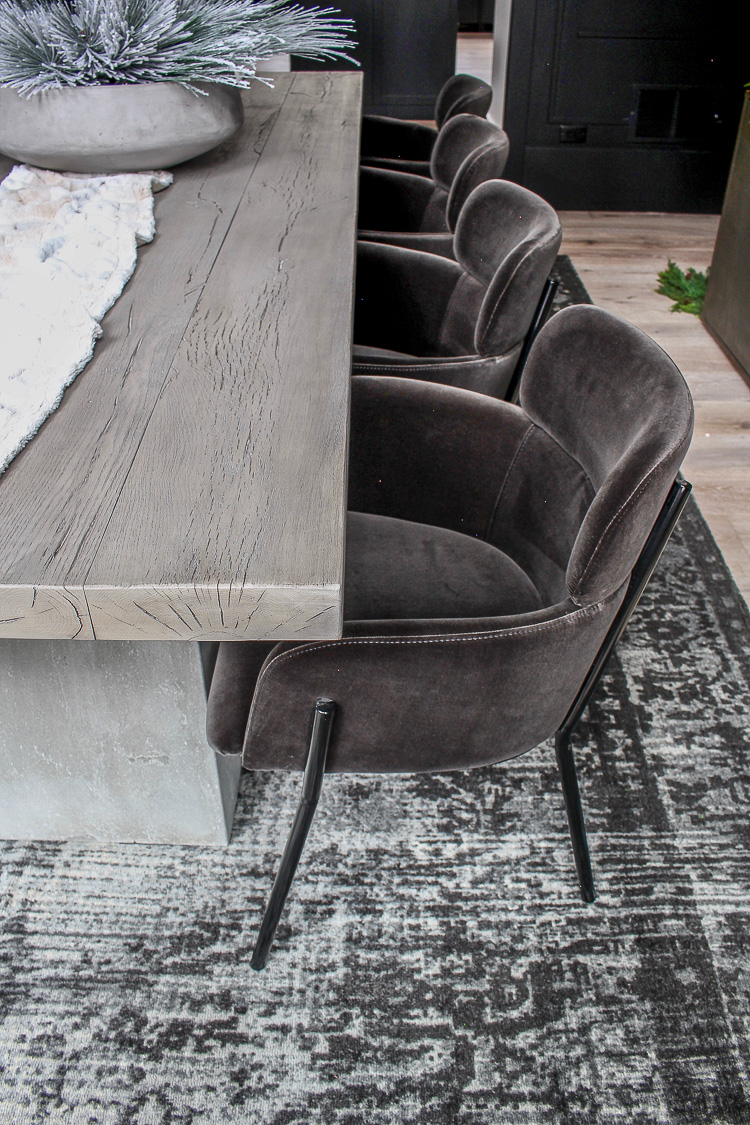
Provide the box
[250,476,692,969]
[506,276,558,403]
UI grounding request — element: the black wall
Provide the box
[503,0,744,211]
[292,0,458,119]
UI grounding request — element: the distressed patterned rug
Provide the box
[2,260,750,1125]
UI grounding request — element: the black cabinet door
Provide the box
[503,0,744,211]
[292,0,458,119]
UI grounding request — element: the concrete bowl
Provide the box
[0,81,245,173]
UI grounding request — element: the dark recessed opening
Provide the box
[635,88,677,139]
[676,88,716,140]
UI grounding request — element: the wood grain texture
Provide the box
[0,73,361,640]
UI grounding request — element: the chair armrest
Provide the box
[347,375,531,536]
[242,590,623,773]
[361,156,432,177]
[361,115,438,161]
[358,167,438,232]
[351,349,521,398]
[354,240,461,356]
[357,229,455,259]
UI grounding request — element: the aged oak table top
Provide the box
[0,71,361,644]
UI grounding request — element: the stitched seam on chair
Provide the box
[570,458,670,596]
[477,231,559,352]
[259,600,606,674]
[352,357,492,373]
[485,422,535,541]
[438,271,478,353]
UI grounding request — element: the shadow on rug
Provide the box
[1,261,749,1125]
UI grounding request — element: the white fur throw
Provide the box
[0,164,172,475]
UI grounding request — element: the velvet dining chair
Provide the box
[353,177,562,399]
[205,304,695,969]
[360,73,493,177]
[357,114,510,260]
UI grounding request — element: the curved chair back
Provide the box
[429,115,509,230]
[518,305,695,605]
[435,74,493,128]
[437,179,561,358]
[206,307,695,964]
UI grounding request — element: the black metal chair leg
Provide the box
[553,477,692,902]
[251,698,336,971]
[505,276,558,404]
[555,730,595,903]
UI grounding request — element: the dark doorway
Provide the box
[458,0,494,32]
[291,0,458,119]
[503,0,744,211]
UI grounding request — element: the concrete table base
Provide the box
[0,640,241,845]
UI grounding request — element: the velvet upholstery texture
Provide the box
[206,306,694,777]
[358,115,509,258]
[360,74,493,177]
[352,179,562,398]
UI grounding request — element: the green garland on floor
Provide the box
[656,260,709,315]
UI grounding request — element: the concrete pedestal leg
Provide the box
[0,639,241,845]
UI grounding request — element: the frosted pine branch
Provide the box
[0,0,357,96]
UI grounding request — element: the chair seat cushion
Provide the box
[344,511,543,621]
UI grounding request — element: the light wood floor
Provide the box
[456,32,494,85]
[560,213,750,608]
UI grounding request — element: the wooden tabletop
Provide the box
[0,72,362,642]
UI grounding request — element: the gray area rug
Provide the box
[2,262,750,1124]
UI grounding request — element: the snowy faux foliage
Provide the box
[0,0,356,96]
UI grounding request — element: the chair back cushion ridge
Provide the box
[437,270,488,355]
[520,305,694,604]
[486,421,595,605]
[446,134,510,231]
[446,180,561,355]
[454,180,560,284]
[430,114,506,193]
[475,230,562,355]
[417,187,450,232]
[435,74,493,128]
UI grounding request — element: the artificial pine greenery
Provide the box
[655,259,709,315]
[0,0,355,96]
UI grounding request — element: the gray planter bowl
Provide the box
[0,81,244,173]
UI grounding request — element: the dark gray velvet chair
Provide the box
[205,305,695,968]
[358,115,510,259]
[360,74,493,177]
[353,178,562,399]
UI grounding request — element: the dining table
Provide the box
[0,71,362,845]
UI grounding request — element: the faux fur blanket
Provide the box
[0,164,172,475]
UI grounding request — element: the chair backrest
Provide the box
[434,74,493,128]
[429,115,509,230]
[438,179,561,358]
[513,305,695,605]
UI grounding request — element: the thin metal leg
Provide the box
[555,731,595,903]
[560,478,692,738]
[553,477,692,900]
[505,276,558,404]
[251,698,336,971]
